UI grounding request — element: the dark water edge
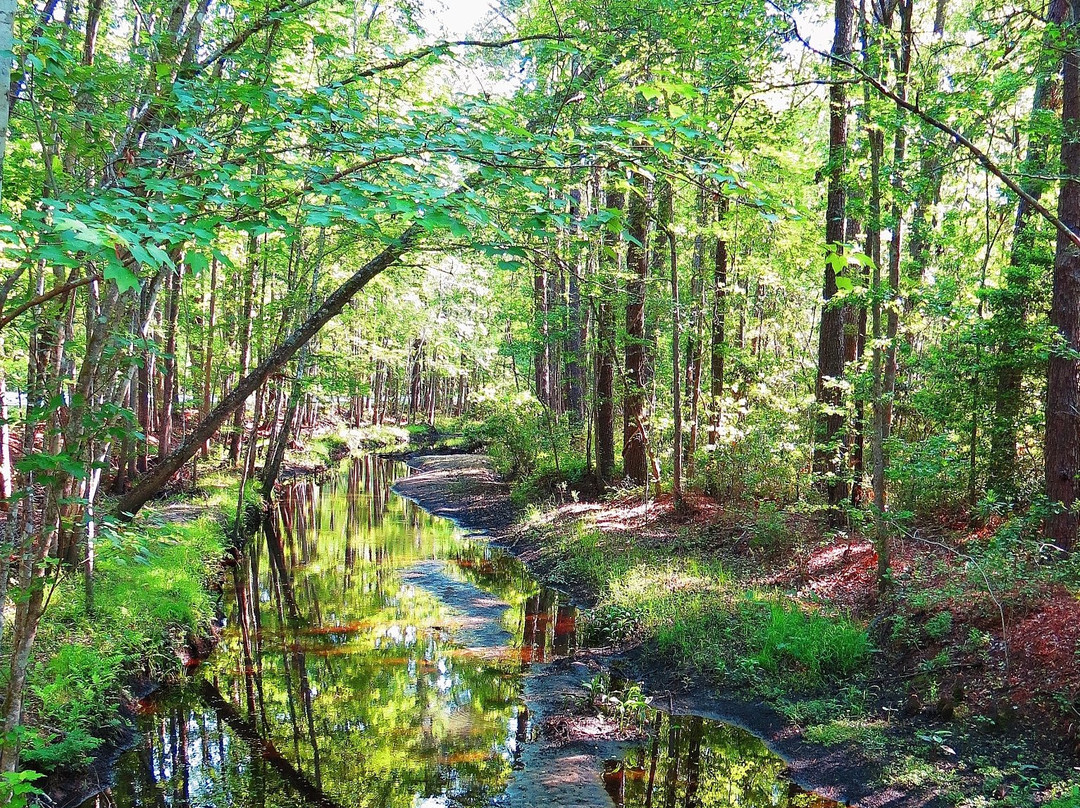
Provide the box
[60,455,841,808]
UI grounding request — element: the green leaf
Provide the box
[104,256,141,295]
[187,252,208,275]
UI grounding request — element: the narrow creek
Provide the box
[78,456,841,808]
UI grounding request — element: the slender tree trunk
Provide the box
[158,264,182,459]
[201,256,218,458]
[596,188,623,484]
[230,233,260,463]
[1045,0,1080,553]
[663,181,683,503]
[686,183,707,480]
[0,333,10,505]
[0,0,14,202]
[533,261,550,406]
[873,0,912,586]
[566,189,586,425]
[710,194,728,438]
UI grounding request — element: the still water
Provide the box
[80,457,837,808]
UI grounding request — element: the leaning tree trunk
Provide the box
[1045,0,1080,554]
[115,64,605,519]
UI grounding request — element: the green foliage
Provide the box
[0,769,44,808]
[25,509,224,770]
[474,390,588,503]
[542,520,868,688]
[742,600,870,681]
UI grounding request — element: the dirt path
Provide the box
[392,453,940,808]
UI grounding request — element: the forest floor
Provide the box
[394,452,1080,808]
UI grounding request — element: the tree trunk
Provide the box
[709,194,728,438]
[533,260,550,406]
[565,189,586,425]
[662,181,683,504]
[1044,0,1080,553]
[230,233,260,463]
[0,0,14,202]
[158,264,182,459]
[813,0,854,511]
[988,0,1068,499]
[200,255,218,458]
[596,188,623,484]
[623,172,651,484]
[873,0,913,587]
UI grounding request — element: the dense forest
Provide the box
[2,0,1080,803]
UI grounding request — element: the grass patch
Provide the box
[540,519,870,690]
[803,718,889,755]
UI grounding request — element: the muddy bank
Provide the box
[393,453,939,808]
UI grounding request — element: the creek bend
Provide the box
[78,456,840,808]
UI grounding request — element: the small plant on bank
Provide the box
[583,674,653,732]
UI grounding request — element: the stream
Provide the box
[76,456,840,808]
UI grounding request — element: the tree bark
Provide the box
[115,225,421,518]
[1044,0,1080,553]
[596,188,623,484]
[623,172,651,485]
[565,189,586,424]
[200,255,218,458]
[0,0,12,202]
[158,264,182,459]
[230,232,260,463]
[813,0,854,511]
[533,260,551,406]
[662,181,683,503]
[709,194,728,438]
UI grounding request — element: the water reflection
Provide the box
[603,713,839,808]
[80,456,840,808]
[84,456,574,808]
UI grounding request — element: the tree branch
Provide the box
[771,0,1080,250]
[0,275,98,331]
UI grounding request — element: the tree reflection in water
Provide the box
[79,457,836,808]
[604,713,840,808]
[84,457,570,808]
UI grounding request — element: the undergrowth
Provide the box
[14,480,229,773]
[540,520,870,690]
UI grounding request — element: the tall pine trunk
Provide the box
[1045,0,1080,553]
[623,172,651,484]
[813,0,854,511]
